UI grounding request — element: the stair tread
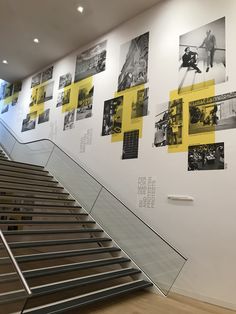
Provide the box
[3,228,103,235]
[23,280,152,314]
[0,179,63,189]
[0,162,48,174]
[15,247,121,263]
[9,237,111,248]
[31,268,141,296]
[0,168,53,178]
[0,210,86,216]
[0,158,44,169]
[0,202,81,208]
[0,173,58,184]
[0,194,75,202]
[23,257,130,279]
[0,186,68,196]
[0,220,95,224]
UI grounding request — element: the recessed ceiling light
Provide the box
[33,38,40,43]
[77,6,84,13]
[2,60,8,64]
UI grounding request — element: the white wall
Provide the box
[1,0,236,309]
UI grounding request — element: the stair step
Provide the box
[0,220,95,225]
[3,228,103,236]
[0,174,59,186]
[0,194,75,204]
[0,156,8,160]
[0,186,69,198]
[31,268,141,296]
[0,164,49,176]
[23,257,130,279]
[0,203,81,210]
[9,237,111,249]
[0,169,53,180]
[23,280,152,314]
[0,210,86,217]
[0,159,44,170]
[0,179,63,191]
[15,247,121,263]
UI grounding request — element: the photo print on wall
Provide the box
[21,112,37,132]
[102,96,123,136]
[122,130,139,159]
[131,88,149,119]
[189,91,236,134]
[63,109,75,131]
[76,85,94,120]
[42,66,54,83]
[154,99,183,147]
[4,83,13,99]
[118,32,149,92]
[188,142,224,171]
[59,73,72,89]
[57,89,71,107]
[74,40,107,83]
[179,17,226,94]
[1,105,9,114]
[37,82,54,104]
[38,109,50,124]
[31,73,41,88]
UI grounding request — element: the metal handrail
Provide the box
[0,229,32,296]
[0,118,187,260]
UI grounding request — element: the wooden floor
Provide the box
[68,290,236,314]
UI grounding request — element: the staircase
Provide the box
[0,147,152,313]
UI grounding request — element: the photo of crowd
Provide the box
[188,142,224,171]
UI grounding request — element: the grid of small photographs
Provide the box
[122,130,139,159]
[74,41,107,83]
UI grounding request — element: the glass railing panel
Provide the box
[10,140,54,166]
[46,146,102,210]
[0,232,29,313]
[0,123,16,155]
[90,188,186,295]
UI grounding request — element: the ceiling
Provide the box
[0,0,162,83]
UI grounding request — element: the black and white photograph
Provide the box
[59,73,72,89]
[29,88,38,107]
[38,109,50,124]
[63,109,75,131]
[21,112,37,132]
[56,89,71,107]
[1,105,9,114]
[0,81,6,100]
[118,32,149,92]
[122,130,139,159]
[37,82,54,104]
[42,66,53,83]
[188,142,225,171]
[179,17,226,93]
[102,96,123,136]
[4,83,13,98]
[131,88,149,119]
[154,99,183,147]
[12,96,18,106]
[13,81,22,94]
[74,41,107,82]
[31,73,41,88]
[76,85,94,120]
[189,91,236,134]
